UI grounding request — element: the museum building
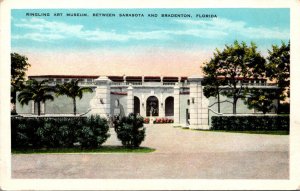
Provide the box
[16,75,278,129]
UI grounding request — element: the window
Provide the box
[165,97,174,116]
[134,97,140,115]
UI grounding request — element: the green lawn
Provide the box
[211,130,289,135]
[12,146,155,154]
[182,128,289,135]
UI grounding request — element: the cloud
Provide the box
[12,33,65,41]
[176,18,289,40]
[12,17,227,42]
[12,17,289,43]
[13,18,170,42]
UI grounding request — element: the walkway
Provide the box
[12,124,289,179]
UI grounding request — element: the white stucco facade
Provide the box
[15,75,278,130]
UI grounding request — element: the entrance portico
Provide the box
[89,75,209,129]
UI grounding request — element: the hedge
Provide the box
[211,115,289,131]
[11,115,110,149]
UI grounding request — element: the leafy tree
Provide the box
[55,80,93,115]
[11,53,31,110]
[202,57,227,113]
[266,41,290,112]
[18,79,54,116]
[202,41,266,114]
[245,89,277,114]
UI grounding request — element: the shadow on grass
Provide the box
[12,146,156,154]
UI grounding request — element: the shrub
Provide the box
[144,118,150,124]
[113,113,146,148]
[156,118,161,123]
[76,115,110,148]
[211,115,289,131]
[153,118,174,124]
[11,115,110,149]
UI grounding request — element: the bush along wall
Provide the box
[211,115,289,131]
[11,115,110,149]
[153,118,174,124]
[113,113,146,148]
[144,118,150,124]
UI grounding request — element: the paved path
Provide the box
[12,124,289,179]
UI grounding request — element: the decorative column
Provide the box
[127,84,134,115]
[159,93,164,117]
[89,76,111,118]
[188,76,209,129]
[141,93,146,117]
[173,82,180,126]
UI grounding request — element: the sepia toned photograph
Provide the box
[1,0,300,190]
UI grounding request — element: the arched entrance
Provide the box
[134,96,140,115]
[146,96,159,116]
[165,96,174,116]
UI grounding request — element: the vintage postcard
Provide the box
[1,0,300,190]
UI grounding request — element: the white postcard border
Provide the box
[1,0,300,190]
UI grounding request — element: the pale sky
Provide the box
[11,8,290,77]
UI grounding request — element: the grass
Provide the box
[210,130,289,135]
[182,128,289,135]
[12,146,156,154]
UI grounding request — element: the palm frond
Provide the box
[42,94,54,102]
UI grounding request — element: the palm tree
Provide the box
[56,80,93,115]
[18,79,54,116]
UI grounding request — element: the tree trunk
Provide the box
[12,91,17,105]
[277,99,280,114]
[73,97,76,115]
[37,101,41,116]
[233,98,238,114]
[11,103,16,114]
[217,91,220,113]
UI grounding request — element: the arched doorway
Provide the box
[165,96,174,116]
[134,96,140,115]
[146,96,159,116]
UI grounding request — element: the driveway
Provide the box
[12,124,289,179]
